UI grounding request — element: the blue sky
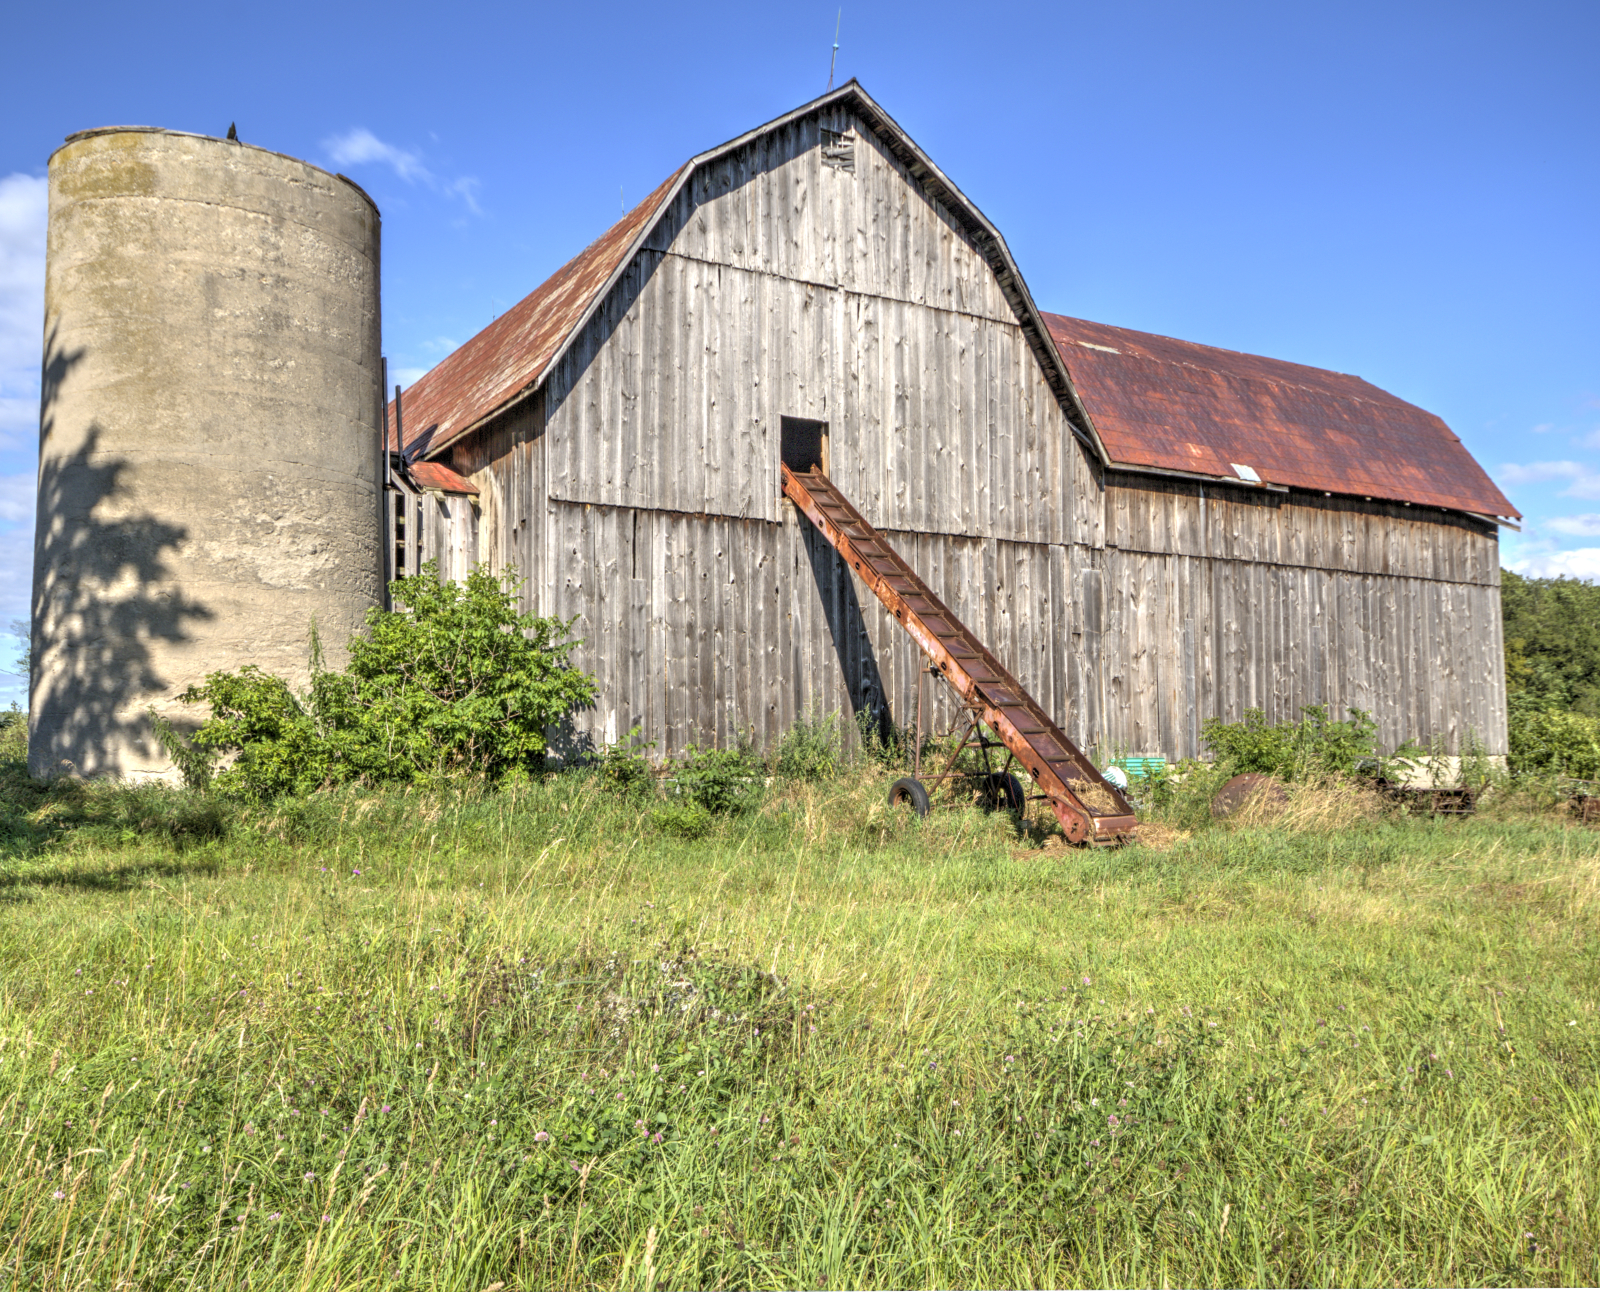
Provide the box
[0,0,1595,706]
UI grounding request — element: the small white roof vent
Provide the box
[1230,462,1262,483]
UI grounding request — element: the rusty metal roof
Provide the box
[386,84,1512,524]
[1044,314,1518,519]
[392,167,685,459]
[407,460,478,495]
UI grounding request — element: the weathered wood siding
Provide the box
[453,105,1506,760]
[1097,477,1506,755]
[540,107,1090,547]
[524,500,1073,758]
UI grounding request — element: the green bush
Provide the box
[674,744,763,815]
[1201,705,1380,781]
[649,800,714,838]
[180,565,596,798]
[597,726,656,799]
[1508,708,1600,780]
[775,707,843,783]
[0,704,26,765]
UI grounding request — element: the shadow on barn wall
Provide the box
[29,327,212,779]
[801,514,891,744]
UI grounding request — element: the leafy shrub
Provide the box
[0,705,26,765]
[853,704,905,768]
[1508,708,1600,780]
[1201,705,1380,781]
[180,565,596,799]
[597,727,656,799]
[674,744,763,815]
[650,800,713,839]
[775,707,843,783]
[1126,759,1177,808]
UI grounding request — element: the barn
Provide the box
[387,81,1519,769]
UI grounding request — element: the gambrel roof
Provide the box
[1045,315,1517,520]
[391,83,1515,522]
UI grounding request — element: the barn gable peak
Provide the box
[392,82,1105,466]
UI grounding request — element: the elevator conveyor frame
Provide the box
[783,463,1137,845]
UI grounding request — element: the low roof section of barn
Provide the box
[389,83,1518,527]
[1045,315,1517,522]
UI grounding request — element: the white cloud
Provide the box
[1508,547,1600,581]
[322,129,481,214]
[1496,460,1589,485]
[0,174,47,452]
[0,174,47,371]
[324,127,431,184]
[0,473,33,524]
[1544,514,1600,537]
[0,394,37,452]
[1495,459,1600,501]
[392,367,428,389]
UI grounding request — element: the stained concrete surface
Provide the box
[31,129,384,780]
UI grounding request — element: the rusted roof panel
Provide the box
[390,167,686,458]
[408,461,478,495]
[1044,314,1517,519]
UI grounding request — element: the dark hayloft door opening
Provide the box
[781,417,829,474]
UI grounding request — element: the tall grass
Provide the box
[0,759,1596,1288]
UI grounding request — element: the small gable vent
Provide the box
[821,128,855,173]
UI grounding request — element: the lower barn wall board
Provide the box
[523,499,1507,762]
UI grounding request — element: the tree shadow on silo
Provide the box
[799,513,891,745]
[30,329,213,779]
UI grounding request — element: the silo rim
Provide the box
[54,126,381,215]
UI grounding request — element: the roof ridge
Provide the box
[1045,313,1423,414]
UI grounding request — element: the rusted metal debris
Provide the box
[407,460,479,495]
[1370,778,1478,816]
[782,462,1136,845]
[1044,314,1519,520]
[1210,772,1288,819]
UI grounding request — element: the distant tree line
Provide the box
[1501,571,1600,717]
[1500,571,1600,779]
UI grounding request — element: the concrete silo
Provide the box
[32,128,385,780]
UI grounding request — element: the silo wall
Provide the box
[32,128,384,780]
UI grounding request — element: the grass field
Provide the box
[0,745,1596,1289]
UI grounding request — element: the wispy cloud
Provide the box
[1497,460,1588,485]
[1544,514,1600,537]
[1508,546,1600,580]
[0,473,34,524]
[324,128,430,183]
[1496,459,1600,500]
[0,174,48,450]
[322,129,481,214]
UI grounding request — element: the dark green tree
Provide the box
[1500,570,1600,717]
